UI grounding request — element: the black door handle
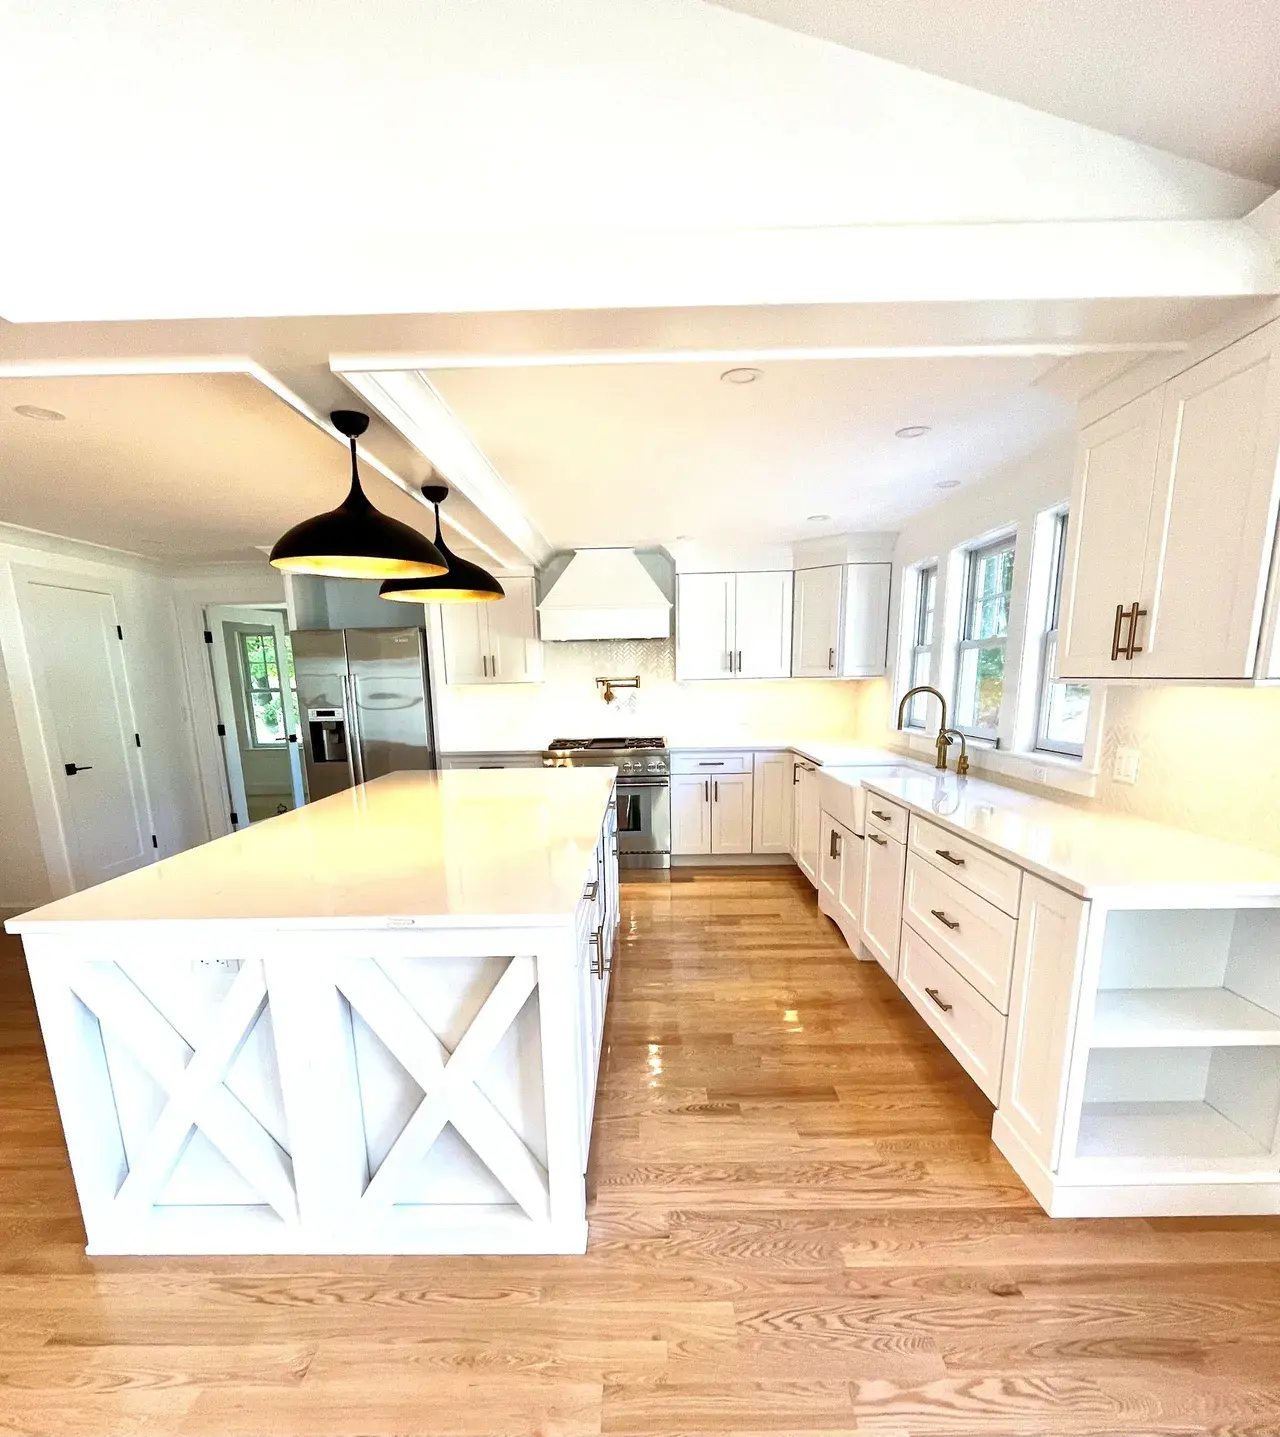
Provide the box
[64,763,93,775]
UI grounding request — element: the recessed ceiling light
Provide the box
[895,424,931,439]
[935,479,961,490]
[720,367,762,385]
[14,404,65,421]
[807,513,831,522]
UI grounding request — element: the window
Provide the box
[954,537,1015,741]
[903,565,937,728]
[1036,511,1091,757]
[237,629,289,747]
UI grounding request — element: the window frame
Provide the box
[236,628,288,749]
[903,563,938,730]
[1034,510,1087,758]
[953,534,1016,743]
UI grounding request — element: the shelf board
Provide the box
[1091,988,1280,1048]
[1075,1100,1271,1172]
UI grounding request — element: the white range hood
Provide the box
[537,549,672,641]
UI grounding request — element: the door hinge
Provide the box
[216,722,227,738]
[230,811,240,827]
[116,624,124,640]
[204,629,214,644]
[151,834,159,849]
[135,733,142,747]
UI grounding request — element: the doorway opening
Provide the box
[205,605,305,826]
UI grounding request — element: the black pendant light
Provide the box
[269,410,449,580]
[379,483,505,603]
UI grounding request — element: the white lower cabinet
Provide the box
[791,759,821,885]
[899,925,1006,1103]
[670,769,753,855]
[818,812,862,950]
[751,753,793,854]
[996,875,1090,1173]
[861,825,905,978]
[575,819,620,1164]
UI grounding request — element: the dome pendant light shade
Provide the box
[269,410,449,580]
[379,483,505,603]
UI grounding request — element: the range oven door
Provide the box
[615,778,671,866]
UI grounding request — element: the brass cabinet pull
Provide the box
[583,879,599,901]
[1111,603,1124,661]
[871,809,893,822]
[1125,602,1148,659]
[935,848,965,866]
[930,908,960,930]
[868,833,888,847]
[925,986,953,1013]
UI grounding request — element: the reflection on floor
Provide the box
[2,868,1279,1436]
[245,792,294,822]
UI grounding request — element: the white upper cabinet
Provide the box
[1059,319,1280,682]
[791,566,844,677]
[734,571,793,678]
[1136,326,1280,680]
[1058,390,1163,678]
[840,562,892,677]
[440,576,543,684]
[675,572,790,680]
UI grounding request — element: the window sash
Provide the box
[237,630,287,748]
[954,539,1014,741]
[903,565,938,729]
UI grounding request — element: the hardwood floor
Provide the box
[3,867,1280,1435]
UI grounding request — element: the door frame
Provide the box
[2,562,156,898]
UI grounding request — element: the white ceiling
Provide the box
[0,0,1268,324]
[0,372,477,565]
[426,356,1073,549]
[709,0,1280,184]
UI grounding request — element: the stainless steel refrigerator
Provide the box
[290,627,437,802]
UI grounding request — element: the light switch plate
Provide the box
[1112,746,1140,785]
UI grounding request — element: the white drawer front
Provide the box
[909,815,1022,916]
[671,751,753,774]
[902,855,1016,1012]
[899,926,1006,1103]
[865,794,908,841]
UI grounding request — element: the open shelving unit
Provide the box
[1068,908,1280,1177]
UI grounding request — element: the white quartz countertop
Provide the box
[441,740,904,767]
[856,769,1280,900]
[7,769,618,934]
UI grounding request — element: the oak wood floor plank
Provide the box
[5,874,1280,1437]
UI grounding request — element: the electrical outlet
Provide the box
[1112,746,1140,785]
[1030,764,1049,785]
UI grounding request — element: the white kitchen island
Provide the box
[6,769,619,1256]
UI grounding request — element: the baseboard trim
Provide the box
[671,854,797,868]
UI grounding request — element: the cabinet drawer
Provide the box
[865,794,908,841]
[909,815,1022,916]
[899,926,1006,1103]
[671,751,752,774]
[902,854,1016,1012]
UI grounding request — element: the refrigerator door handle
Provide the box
[344,674,365,787]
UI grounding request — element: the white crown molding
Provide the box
[1247,192,1280,267]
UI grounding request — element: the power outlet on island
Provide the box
[1112,746,1140,785]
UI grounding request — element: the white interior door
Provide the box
[20,580,153,890]
[206,605,304,827]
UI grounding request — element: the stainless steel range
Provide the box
[543,738,670,868]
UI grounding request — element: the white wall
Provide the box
[0,529,286,909]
